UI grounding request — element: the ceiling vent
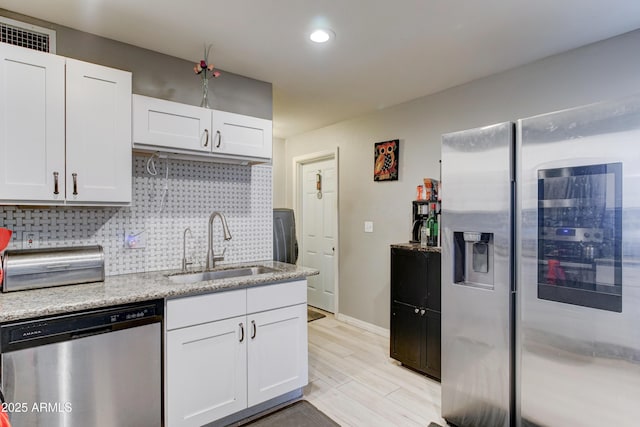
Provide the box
[0,16,56,53]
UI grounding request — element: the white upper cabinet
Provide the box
[66,59,132,204]
[0,43,65,204]
[212,110,272,159]
[133,94,272,163]
[133,95,211,153]
[0,44,132,205]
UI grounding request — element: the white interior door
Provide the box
[301,158,337,312]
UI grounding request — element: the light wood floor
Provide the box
[304,310,447,426]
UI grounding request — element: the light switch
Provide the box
[364,221,374,233]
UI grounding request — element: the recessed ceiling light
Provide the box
[310,29,334,43]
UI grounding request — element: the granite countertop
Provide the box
[390,242,442,253]
[0,260,318,323]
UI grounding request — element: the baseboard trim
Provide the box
[335,313,390,338]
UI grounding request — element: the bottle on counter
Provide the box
[427,204,438,246]
[420,219,429,247]
[430,218,439,246]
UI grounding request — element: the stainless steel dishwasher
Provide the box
[0,300,163,427]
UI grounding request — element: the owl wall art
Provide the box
[373,139,399,181]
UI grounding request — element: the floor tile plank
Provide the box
[305,311,445,426]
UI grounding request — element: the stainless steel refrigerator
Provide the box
[441,94,640,427]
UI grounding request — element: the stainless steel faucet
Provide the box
[181,227,193,272]
[205,212,232,270]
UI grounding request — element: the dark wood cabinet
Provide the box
[390,246,441,380]
[391,302,422,368]
[423,309,441,376]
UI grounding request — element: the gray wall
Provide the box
[280,29,640,329]
[0,8,272,119]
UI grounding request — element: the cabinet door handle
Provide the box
[414,308,419,314]
[239,322,245,342]
[251,320,256,339]
[72,173,78,196]
[204,129,209,147]
[420,309,426,316]
[215,130,221,148]
[53,172,59,195]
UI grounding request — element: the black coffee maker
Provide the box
[411,200,438,243]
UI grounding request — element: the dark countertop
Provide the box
[0,261,318,323]
[390,242,442,253]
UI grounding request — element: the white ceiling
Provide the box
[2,0,640,139]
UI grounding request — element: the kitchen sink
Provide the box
[167,266,279,284]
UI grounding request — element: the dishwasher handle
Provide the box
[71,326,113,340]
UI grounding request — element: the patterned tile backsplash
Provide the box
[0,155,273,276]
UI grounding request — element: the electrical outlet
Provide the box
[124,230,146,249]
[364,221,374,233]
[22,231,39,249]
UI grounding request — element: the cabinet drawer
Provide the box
[247,280,306,314]
[167,289,246,330]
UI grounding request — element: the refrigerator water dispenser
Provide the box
[453,232,494,289]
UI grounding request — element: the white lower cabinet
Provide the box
[167,316,248,427]
[247,304,308,407]
[166,280,308,427]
